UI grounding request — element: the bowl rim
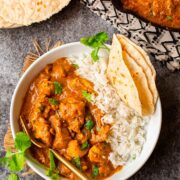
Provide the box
[10,42,82,136]
[10,42,162,180]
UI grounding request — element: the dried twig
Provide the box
[32,39,44,55]
[21,169,35,177]
[22,39,62,73]
[45,38,51,52]
[50,40,63,49]
[4,128,15,152]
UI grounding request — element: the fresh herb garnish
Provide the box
[0,150,25,172]
[132,154,136,160]
[49,174,61,180]
[48,151,56,173]
[72,156,81,170]
[15,132,31,152]
[47,151,60,180]
[80,32,109,62]
[54,81,62,95]
[82,90,92,102]
[72,64,79,69]
[85,120,94,130]
[48,98,59,105]
[91,165,99,179]
[91,47,99,61]
[0,132,31,178]
[8,173,19,180]
[166,15,173,21]
[81,141,89,150]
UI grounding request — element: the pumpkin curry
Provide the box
[20,58,122,179]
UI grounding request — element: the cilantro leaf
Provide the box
[132,154,136,160]
[72,64,79,69]
[5,150,13,158]
[91,165,99,179]
[82,90,92,102]
[91,47,100,62]
[0,150,12,166]
[47,151,60,180]
[72,156,81,170]
[80,32,109,61]
[48,98,59,105]
[8,152,26,172]
[0,151,26,172]
[0,132,32,179]
[50,173,61,180]
[15,132,31,152]
[85,120,94,130]
[0,149,26,172]
[49,151,56,171]
[54,81,62,95]
[0,157,8,166]
[8,173,19,180]
[80,32,108,48]
[81,141,89,150]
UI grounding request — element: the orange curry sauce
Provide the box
[121,0,180,29]
[20,58,122,179]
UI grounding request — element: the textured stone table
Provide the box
[0,1,179,179]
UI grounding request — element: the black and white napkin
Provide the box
[81,0,180,71]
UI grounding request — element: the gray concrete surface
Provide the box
[0,1,179,179]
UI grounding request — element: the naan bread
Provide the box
[0,0,71,27]
[107,34,142,115]
[107,34,158,116]
[117,35,158,105]
[122,51,154,115]
[0,16,21,28]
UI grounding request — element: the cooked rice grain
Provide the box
[68,54,148,167]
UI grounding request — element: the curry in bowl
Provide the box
[17,33,158,179]
[20,58,122,179]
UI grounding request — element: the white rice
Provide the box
[68,54,148,167]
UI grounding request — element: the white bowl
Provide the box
[10,42,162,180]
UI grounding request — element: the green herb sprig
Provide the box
[48,98,59,105]
[81,141,89,150]
[54,81,62,95]
[91,165,99,179]
[0,133,60,180]
[72,64,79,69]
[46,151,60,180]
[82,90,92,102]
[0,132,31,180]
[7,173,19,180]
[80,32,109,62]
[85,119,94,130]
[72,156,81,170]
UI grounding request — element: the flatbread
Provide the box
[117,34,158,105]
[122,51,154,115]
[0,0,71,27]
[0,16,21,28]
[107,34,142,115]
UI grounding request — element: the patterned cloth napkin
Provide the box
[81,0,180,71]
